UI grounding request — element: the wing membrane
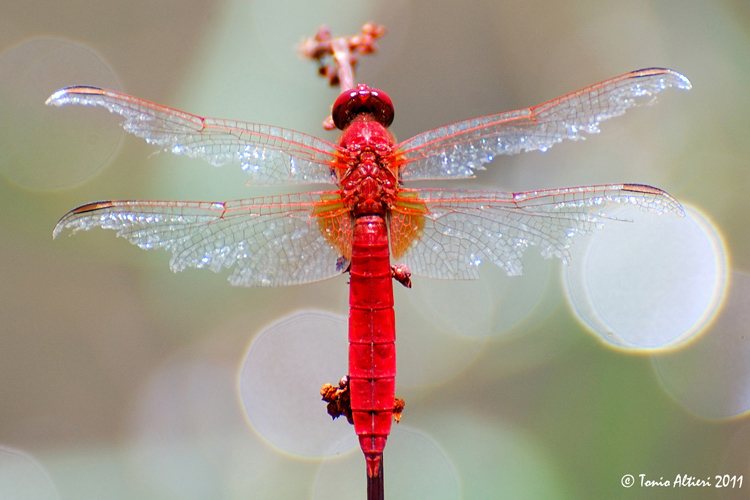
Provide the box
[396,68,692,180]
[45,87,340,185]
[390,184,684,279]
[53,193,352,286]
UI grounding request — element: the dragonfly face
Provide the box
[332,84,395,129]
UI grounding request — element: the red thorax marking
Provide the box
[336,114,398,217]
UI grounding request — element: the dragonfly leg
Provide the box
[391,264,412,288]
[393,397,405,423]
[320,375,353,424]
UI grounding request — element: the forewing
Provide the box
[45,87,340,185]
[390,185,684,279]
[396,68,691,180]
[53,193,353,287]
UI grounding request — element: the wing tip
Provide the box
[51,224,64,239]
[45,86,106,107]
[632,67,692,91]
[52,201,115,239]
[52,216,71,239]
[622,183,685,217]
[69,200,117,214]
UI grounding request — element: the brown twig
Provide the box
[299,23,386,129]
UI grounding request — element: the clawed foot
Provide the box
[391,264,412,288]
[321,376,353,424]
[393,398,405,423]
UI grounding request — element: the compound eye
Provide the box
[331,84,395,130]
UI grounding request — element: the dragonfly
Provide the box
[47,25,690,500]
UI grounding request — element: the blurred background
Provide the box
[1,0,749,498]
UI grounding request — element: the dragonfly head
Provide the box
[332,84,394,130]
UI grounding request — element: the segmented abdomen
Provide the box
[348,215,396,479]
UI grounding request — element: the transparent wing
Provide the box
[395,68,691,180]
[390,184,684,279]
[53,193,353,287]
[45,87,340,185]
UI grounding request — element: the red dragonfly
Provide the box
[48,52,690,497]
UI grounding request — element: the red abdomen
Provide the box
[348,215,396,478]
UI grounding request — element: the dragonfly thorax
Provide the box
[337,116,398,217]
